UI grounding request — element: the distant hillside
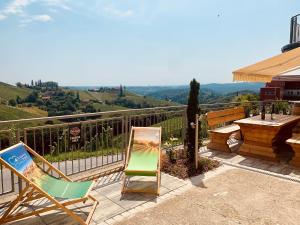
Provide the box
[202,83,264,94]
[126,83,263,104]
[127,83,263,96]
[0,82,32,102]
[141,87,259,104]
[76,88,178,109]
[0,105,47,121]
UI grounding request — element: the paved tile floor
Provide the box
[200,146,300,181]
[0,172,188,225]
[2,146,300,225]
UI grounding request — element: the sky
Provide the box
[0,0,299,86]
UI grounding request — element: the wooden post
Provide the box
[195,114,199,169]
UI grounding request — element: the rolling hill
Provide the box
[0,105,47,121]
[76,89,177,109]
[0,81,178,121]
[127,83,264,96]
[0,82,32,102]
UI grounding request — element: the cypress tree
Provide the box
[186,78,200,162]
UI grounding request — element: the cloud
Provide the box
[0,0,70,24]
[0,14,7,20]
[103,4,134,18]
[32,14,52,22]
[42,0,71,11]
[4,0,32,15]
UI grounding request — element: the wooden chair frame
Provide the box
[122,127,162,195]
[0,142,98,225]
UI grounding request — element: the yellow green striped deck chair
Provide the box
[122,126,162,195]
[0,142,98,225]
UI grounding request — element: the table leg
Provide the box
[289,144,300,167]
[238,142,279,162]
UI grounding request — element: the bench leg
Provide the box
[289,144,300,167]
[208,132,231,152]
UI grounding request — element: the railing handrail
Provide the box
[199,100,289,107]
[0,105,187,125]
[0,100,293,125]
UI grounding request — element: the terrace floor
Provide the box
[1,148,300,225]
[0,171,188,225]
[200,147,300,181]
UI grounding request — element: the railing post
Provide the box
[195,114,199,170]
[124,115,129,162]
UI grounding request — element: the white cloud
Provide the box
[103,4,134,18]
[4,0,33,15]
[32,14,52,22]
[0,14,7,20]
[42,0,71,11]
[0,0,70,24]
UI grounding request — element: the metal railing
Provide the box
[0,100,295,196]
[0,106,187,196]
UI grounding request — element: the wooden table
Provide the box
[234,114,300,161]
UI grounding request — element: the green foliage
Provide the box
[46,91,81,116]
[233,93,259,102]
[8,99,16,106]
[25,91,38,103]
[84,104,97,113]
[186,79,200,162]
[119,85,124,97]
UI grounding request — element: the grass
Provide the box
[0,82,32,102]
[0,105,42,121]
[43,147,122,162]
[78,89,178,108]
[93,103,128,112]
[0,105,50,130]
[123,91,178,107]
[18,106,48,117]
[78,90,117,102]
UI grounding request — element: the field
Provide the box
[0,105,45,121]
[18,106,48,117]
[0,82,32,102]
[93,103,128,111]
[78,89,177,108]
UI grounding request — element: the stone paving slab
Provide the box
[200,146,300,181]
[0,171,188,225]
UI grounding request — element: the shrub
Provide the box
[162,150,220,179]
[8,99,16,106]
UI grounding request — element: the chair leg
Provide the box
[157,172,161,196]
[0,185,31,222]
[121,173,127,194]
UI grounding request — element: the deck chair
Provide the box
[0,142,98,225]
[122,126,162,195]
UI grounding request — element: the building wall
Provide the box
[260,79,300,101]
[260,87,281,100]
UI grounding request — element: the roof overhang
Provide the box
[232,47,300,82]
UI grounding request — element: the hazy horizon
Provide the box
[0,1,298,86]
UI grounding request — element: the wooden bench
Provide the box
[286,133,300,167]
[207,107,245,152]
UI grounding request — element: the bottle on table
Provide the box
[261,104,266,120]
[271,104,275,120]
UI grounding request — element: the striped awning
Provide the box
[233,47,300,82]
